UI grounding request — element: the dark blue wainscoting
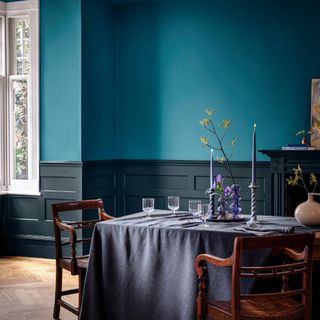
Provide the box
[0,160,270,258]
[1,162,84,258]
[117,160,271,216]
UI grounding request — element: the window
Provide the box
[0,0,39,195]
[0,13,6,192]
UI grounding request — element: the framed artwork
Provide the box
[311,79,320,149]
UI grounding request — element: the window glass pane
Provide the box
[16,21,23,39]
[23,21,30,38]
[16,58,23,75]
[0,18,4,186]
[14,19,30,76]
[24,60,30,75]
[12,79,28,180]
[16,41,23,57]
[0,17,4,76]
[24,39,30,57]
[0,76,3,186]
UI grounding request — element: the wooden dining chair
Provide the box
[195,233,315,320]
[51,199,113,319]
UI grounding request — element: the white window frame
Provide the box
[0,12,6,193]
[0,0,39,195]
[0,73,6,192]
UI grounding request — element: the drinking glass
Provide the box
[198,203,210,226]
[189,200,201,219]
[142,198,155,218]
[168,196,180,215]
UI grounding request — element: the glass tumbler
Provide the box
[168,196,180,215]
[142,198,155,218]
[189,200,201,219]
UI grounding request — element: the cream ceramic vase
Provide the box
[294,193,320,227]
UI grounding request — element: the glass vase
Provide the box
[217,194,228,219]
[229,184,242,219]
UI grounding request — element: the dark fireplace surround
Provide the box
[260,150,320,217]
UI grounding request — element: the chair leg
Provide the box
[78,268,86,318]
[196,266,207,320]
[53,266,62,319]
[196,298,207,320]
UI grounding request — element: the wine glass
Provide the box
[198,203,210,226]
[142,198,154,218]
[189,200,201,219]
[168,196,180,215]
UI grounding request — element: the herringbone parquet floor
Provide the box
[0,256,78,320]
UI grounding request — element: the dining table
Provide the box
[79,210,320,320]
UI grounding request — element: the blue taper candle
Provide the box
[210,148,213,188]
[252,124,256,183]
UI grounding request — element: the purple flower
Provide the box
[224,186,231,196]
[215,174,224,183]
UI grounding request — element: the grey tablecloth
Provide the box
[79,211,317,320]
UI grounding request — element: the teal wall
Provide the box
[117,0,320,160]
[9,0,320,161]
[40,0,82,160]
[81,0,117,160]
[40,0,117,161]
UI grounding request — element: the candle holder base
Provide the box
[207,188,215,220]
[248,182,258,224]
[246,216,258,227]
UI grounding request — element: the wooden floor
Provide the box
[0,256,78,320]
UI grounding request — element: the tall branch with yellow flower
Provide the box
[200,109,238,185]
[287,165,318,193]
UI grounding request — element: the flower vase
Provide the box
[217,194,228,220]
[294,193,320,226]
[229,184,242,219]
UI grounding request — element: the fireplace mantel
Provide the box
[260,150,320,216]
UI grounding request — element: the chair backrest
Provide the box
[51,199,112,273]
[230,233,315,320]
